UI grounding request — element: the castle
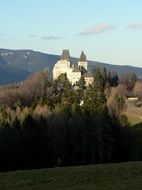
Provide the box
[53,50,94,86]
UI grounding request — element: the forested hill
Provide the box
[0,48,142,85]
[0,64,29,85]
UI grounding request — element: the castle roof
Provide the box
[72,65,80,72]
[61,50,70,61]
[79,51,86,62]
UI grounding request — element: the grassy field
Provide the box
[1,162,142,190]
[123,111,142,126]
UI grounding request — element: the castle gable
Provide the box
[72,65,80,72]
[79,51,86,62]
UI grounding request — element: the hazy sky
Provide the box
[0,0,142,67]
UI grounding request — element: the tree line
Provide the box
[0,68,136,171]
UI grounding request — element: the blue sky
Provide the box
[0,0,142,67]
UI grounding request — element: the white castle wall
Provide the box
[71,72,81,85]
[53,60,71,80]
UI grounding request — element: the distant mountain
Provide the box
[0,49,60,74]
[0,48,142,85]
[88,61,142,78]
[0,64,29,85]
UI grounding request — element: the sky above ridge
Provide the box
[0,0,142,67]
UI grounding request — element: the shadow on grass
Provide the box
[130,122,142,161]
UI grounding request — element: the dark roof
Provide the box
[72,65,80,72]
[61,50,70,61]
[83,73,94,78]
[79,51,87,62]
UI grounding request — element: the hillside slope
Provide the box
[0,162,142,190]
[0,64,29,85]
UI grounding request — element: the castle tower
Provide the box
[61,50,70,61]
[53,50,71,80]
[78,51,88,74]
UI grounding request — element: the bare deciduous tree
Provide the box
[133,81,142,98]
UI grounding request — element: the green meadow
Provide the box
[0,162,142,190]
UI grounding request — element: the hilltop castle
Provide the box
[53,50,94,86]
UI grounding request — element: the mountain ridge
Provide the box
[0,48,142,85]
